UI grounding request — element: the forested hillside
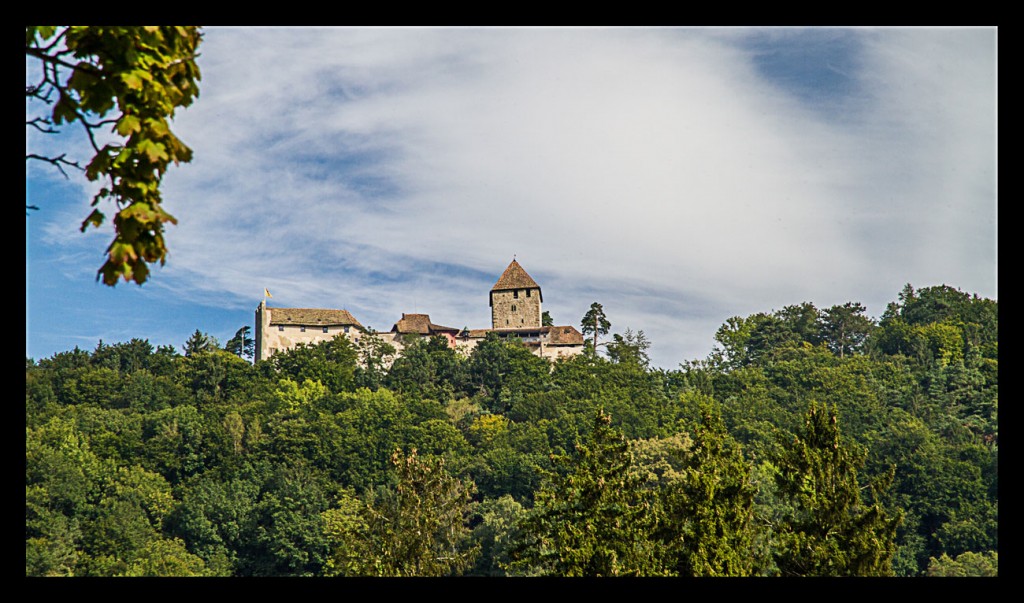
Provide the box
[25,284,997,577]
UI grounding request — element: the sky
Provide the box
[26,26,997,369]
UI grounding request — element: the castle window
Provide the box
[323,326,329,333]
[300,326,306,332]
[514,290,519,299]
[526,289,531,297]
[278,325,284,331]
[511,304,517,311]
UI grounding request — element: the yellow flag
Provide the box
[264,288,273,298]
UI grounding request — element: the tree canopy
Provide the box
[25,283,997,577]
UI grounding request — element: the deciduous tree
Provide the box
[820,302,874,359]
[605,328,652,369]
[926,550,998,577]
[354,329,396,390]
[323,449,479,576]
[26,26,202,285]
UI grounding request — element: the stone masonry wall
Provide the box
[491,288,542,329]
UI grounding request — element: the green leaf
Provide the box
[116,114,142,137]
[146,118,170,138]
[111,147,132,168]
[122,202,157,223]
[52,91,79,126]
[133,259,150,283]
[121,71,144,91]
[27,26,48,45]
[110,241,138,264]
[85,150,112,181]
[136,139,169,163]
[80,209,105,232]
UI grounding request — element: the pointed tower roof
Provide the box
[492,259,541,291]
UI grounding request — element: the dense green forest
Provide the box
[25,284,997,577]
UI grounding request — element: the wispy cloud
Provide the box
[28,27,996,367]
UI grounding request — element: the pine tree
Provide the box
[657,397,759,575]
[508,409,662,576]
[773,401,902,576]
[224,326,254,360]
[580,303,611,351]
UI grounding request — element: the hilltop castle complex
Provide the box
[254,260,585,363]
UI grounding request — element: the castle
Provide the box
[254,259,585,363]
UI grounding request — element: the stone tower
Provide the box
[490,259,543,329]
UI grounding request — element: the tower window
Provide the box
[278,325,284,331]
[514,290,519,299]
[511,304,517,311]
[323,326,329,333]
[300,326,306,332]
[526,289,531,297]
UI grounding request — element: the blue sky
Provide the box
[26,27,997,369]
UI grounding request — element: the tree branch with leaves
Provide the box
[26,26,202,285]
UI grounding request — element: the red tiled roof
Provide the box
[392,313,460,335]
[393,313,431,334]
[546,325,585,345]
[429,323,461,334]
[268,308,364,329]
[492,259,541,291]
